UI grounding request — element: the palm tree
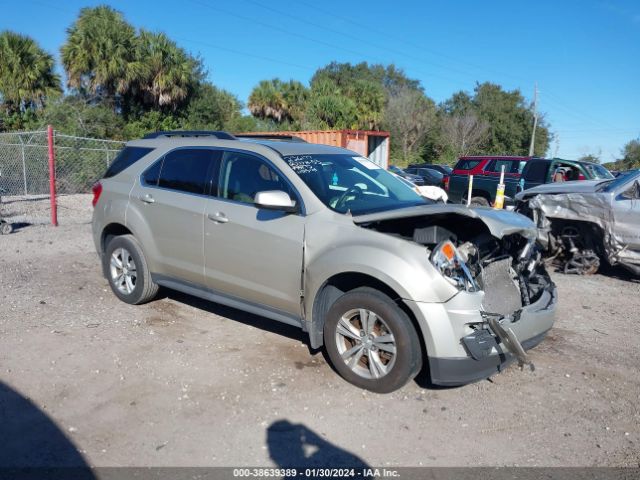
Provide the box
[248,79,287,123]
[134,30,200,110]
[60,6,141,103]
[0,31,61,113]
[248,79,308,125]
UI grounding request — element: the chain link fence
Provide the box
[0,129,124,226]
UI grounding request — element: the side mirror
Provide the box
[254,190,298,213]
[620,181,640,200]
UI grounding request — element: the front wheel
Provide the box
[103,234,158,305]
[323,287,422,393]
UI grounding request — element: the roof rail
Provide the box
[143,130,236,140]
[234,133,307,143]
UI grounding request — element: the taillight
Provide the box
[443,175,450,191]
[92,182,103,207]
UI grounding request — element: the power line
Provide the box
[186,0,473,87]
[175,36,315,72]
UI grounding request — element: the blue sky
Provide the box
[2,0,639,161]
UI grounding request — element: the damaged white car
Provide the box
[92,133,557,392]
[516,170,640,276]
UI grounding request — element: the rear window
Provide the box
[103,147,154,179]
[454,159,482,170]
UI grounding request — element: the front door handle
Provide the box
[207,212,229,223]
[139,193,155,204]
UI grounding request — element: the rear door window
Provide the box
[487,159,521,174]
[104,147,154,178]
[523,161,550,183]
[156,148,221,195]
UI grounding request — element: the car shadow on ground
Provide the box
[267,420,372,478]
[162,289,461,391]
[596,263,640,283]
[0,381,94,478]
[162,289,313,347]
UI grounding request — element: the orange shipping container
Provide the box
[238,130,390,169]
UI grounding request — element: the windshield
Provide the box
[282,154,428,215]
[583,163,614,179]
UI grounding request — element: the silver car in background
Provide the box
[92,131,557,392]
[516,170,640,276]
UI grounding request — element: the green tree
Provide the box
[0,31,61,114]
[578,153,601,163]
[248,79,308,126]
[183,82,242,130]
[29,95,124,139]
[621,138,640,168]
[461,82,550,156]
[133,30,201,111]
[383,86,437,166]
[60,6,141,104]
[312,61,421,94]
[303,78,357,130]
[122,110,181,139]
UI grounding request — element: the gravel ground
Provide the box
[0,217,639,468]
[1,193,92,226]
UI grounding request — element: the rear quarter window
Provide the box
[103,147,154,179]
[454,159,482,170]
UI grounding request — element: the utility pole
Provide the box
[528,83,538,156]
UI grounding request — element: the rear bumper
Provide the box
[407,280,557,386]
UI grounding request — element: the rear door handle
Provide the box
[207,212,229,223]
[139,193,155,204]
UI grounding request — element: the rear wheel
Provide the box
[324,287,422,393]
[104,234,158,305]
[470,196,490,207]
[0,222,12,235]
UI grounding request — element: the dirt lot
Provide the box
[1,208,639,468]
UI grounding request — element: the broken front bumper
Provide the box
[406,280,557,386]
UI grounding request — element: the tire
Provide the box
[103,234,158,305]
[0,222,12,235]
[323,287,422,393]
[470,196,490,207]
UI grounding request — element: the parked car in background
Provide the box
[408,163,452,189]
[393,174,449,203]
[408,163,452,175]
[447,156,614,206]
[516,170,640,276]
[519,158,613,191]
[92,130,556,392]
[446,156,531,206]
[387,164,425,186]
[404,165,445,187]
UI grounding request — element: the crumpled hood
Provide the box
[516,180,607,200]
[352,204,537,239]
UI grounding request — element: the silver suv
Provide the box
[92,131,557,393]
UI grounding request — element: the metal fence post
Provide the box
[19,135,28,195]
[47,125,58,226]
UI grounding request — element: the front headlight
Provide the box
[430,240,480,292]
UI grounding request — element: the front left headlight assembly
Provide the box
[430,240,479,292]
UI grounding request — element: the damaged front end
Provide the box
[517,192,640,276]
[354,205,557,384]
